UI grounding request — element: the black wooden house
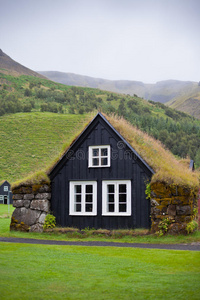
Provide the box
[0,180,13,204]
[50,113,154,229]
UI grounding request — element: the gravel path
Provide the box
[0,237,200,251]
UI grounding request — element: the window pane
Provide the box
[92,149,99,156]
[108,194,114,203]
[119,204,127,212]
[107,184,114,193]
[101,157,108,165]
[93,158,99,166]
[75,185,81,193]
[108,204,115,212]
[75,204,81,212]
[119,184,126,193]
[86,185,93,193]
[75,194,81,202]
[101,148,108,156]
[86,194,93,202]
[119,194,126,203]
[86,204,93,212]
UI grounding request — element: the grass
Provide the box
[0,243,200,299]
[0,112,91,183]
[106,114,200,187]
[1,205,200,245]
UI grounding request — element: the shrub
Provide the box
[186,220,198,234]
[43,214,56,230]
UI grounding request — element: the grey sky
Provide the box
[0,0,200,83]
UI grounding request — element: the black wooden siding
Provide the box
[50,116,152,229]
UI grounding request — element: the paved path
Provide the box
[0,237,200,251]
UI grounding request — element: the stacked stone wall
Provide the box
[151,182,198,234]
[10,184,51,232]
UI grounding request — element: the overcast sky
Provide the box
[0,0,200,83]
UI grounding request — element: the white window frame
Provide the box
[69,181,97,216]
[0,195,3,203]
[4,186,8,192]
[102,180,131,216]
[88,145,111,168]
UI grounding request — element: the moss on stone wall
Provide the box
[150,181,198,235]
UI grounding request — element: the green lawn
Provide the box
[0,205,200,299]
[0,242,200,299]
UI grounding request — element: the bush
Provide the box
[43,214,56,229]
[186,220,198,234]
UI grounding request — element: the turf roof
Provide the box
[12,112,199,189]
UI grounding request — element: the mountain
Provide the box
[38,71,198,102]
[37,71,148,96]
[38,71,200,118]
[0,49,46,79]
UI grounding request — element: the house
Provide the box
[0,180,13,204]
[11,112,199,233]
[49,112,154,229]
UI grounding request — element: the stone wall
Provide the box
[10,183,51,232]
[151,182,198,234]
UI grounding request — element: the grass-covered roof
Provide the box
[105,114,199,188]
[12,112,199,189]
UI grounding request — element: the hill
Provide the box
[166,86,200,119]
[1,72,200,173]
[0,49,46,78]
[1,49,200,118]
[0,112,91,183]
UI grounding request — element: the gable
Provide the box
[49,113,154,180]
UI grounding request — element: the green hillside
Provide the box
[0,112,91,183]
[167,87,200,119]
[1,72,200,182]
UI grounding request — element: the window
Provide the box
[88,145,111,167]
[69,181,97,215]
[0,195,3,204]
[4,186,8,192]
[102,180,131,216]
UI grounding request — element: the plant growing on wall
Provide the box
[145,182,151,199]
[186,220,198,234]
[156,218,172,237]
[43,214,56,230]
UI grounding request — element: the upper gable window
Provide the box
[4,186,8,192]
[88,145,111,168]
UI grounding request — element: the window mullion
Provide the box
[115,183,118,213]
[82,184,86,213]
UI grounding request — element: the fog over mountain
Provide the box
[38,70,200,105]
